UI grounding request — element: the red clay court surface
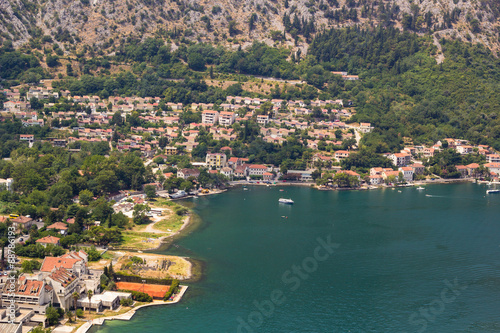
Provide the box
[116,282,170,299]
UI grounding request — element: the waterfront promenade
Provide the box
[74,286,188,333]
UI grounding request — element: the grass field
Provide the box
[154,214,185,233]
[114,231,164,250]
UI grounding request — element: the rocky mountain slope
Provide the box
[1,0,499,54]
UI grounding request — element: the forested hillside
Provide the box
[309,27,500,150]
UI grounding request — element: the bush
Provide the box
[87,246,102,261]
[76,309,84,318]
[130,290,152,302]
[130,256,143,264]
[163,279,179,301]
[120,298,133,306]
[174,207,188,216]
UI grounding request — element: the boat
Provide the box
[279,198,294,204]
[416,187,425,190]
[243,188,248,191]
[487,183,500,194]
[170,190,187,199]
[279,189,284,192]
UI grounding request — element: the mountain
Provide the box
[1,0,500,55]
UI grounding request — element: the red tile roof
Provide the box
[11,216,33,224]
[48,267,77,287]
[36,236,60,244]
[40,257,79,272]
[4,276,45,296]
[47,222,68,230]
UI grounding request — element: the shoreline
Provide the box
[231,178,474,191]
[75,286,189,333]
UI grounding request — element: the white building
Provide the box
[220,167,233,179]
[398,167,414,182]
[202,110,219,125]
[256,115,269,126]
[484,162,500,175]
[487,154,500,163]
[0,178,14,191]
[248,164,268,176]
[218,112,236,126]
[456,145,473,155]
[390,153,411,167]
[358,122,373,133]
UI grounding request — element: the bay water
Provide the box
[93,183,500,332]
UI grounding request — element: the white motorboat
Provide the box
[486,189,500,194]
[416,187,425,190]
[279,198,294,204]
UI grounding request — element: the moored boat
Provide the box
[279,198,294,204]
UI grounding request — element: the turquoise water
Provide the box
[93,183,500,332]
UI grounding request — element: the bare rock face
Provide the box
[0,0,499,52]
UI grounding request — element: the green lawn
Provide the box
[114,231,164,250]
[154,214,185,233]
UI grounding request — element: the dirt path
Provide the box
[143,218,166,234]
[432,34,445,64]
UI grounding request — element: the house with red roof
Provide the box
[10,216,34,230]
[263,172,274,181]
[248,164,268,176]
[369,174,384,185]
[36,236,60,247]
[46,222,68,234]
[455,165,468,178]
[398,167,414,182]
[484,162,500,175]
[334,150,350,161]
[466,163,480,177]
[390,153,411,167]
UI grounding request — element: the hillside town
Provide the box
[2,84,499,192]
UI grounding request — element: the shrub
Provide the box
[76,309,84,318]
[163,279,179,301]
[130,290,152,302]
[120,298,133,306]
[130,256,144,264]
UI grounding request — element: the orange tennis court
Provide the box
[116,281,170,299]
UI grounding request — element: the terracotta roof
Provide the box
[47,222,68,230]
[48,267,77,287]
[4,276,45,296]
[11,216,33,224]
[249,164,267,169]
[40,256,79,272]
[36,236,60,244]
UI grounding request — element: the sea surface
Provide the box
[92,183,500,333]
